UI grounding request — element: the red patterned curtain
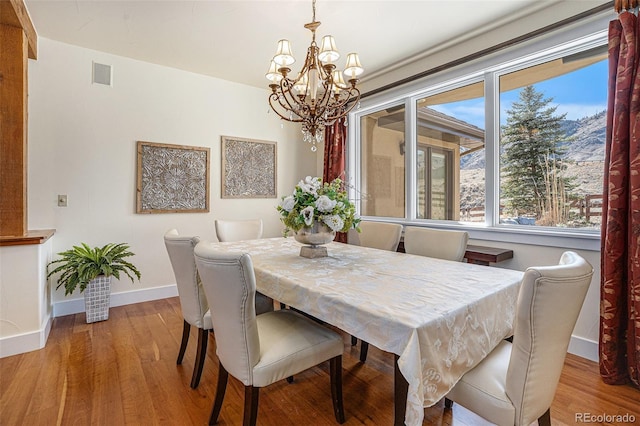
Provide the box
[323,117,348,243]
[600,10,640,387]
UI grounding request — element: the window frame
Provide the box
[348,16,610,251]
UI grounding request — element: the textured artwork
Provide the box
[136,141,210,213]
[221,136,277,198]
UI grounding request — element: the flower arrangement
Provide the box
[277,176,360,236]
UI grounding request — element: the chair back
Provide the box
[215,219,263,242]
[163,229,208,328]
[356,221,403,252]
[506,251,593,425]
[403,226,469,261]
[194,243,260,386]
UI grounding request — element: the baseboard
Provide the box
[53,284,178,318]
[0,314,53,358]
[568,335,598,362]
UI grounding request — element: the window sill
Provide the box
[364,218,601,251]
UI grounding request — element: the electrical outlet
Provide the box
[57,194,68,207]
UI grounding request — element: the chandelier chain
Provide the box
[312,0,316,23]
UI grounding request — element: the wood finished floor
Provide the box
[1,297,639,425]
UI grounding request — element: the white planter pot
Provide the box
[84,275,111,323]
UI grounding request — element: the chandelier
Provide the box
[266,0,363,151]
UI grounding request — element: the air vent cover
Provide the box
[92,62,112,86]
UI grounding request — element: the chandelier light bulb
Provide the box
[294,73,308,95]
[344,53,364,79]
[273,39,295,67]
[332,70,346,93]
[318,35,340,63]
[265,60,283,83]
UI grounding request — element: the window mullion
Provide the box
[406,97,417,221]
[484,71,499,227]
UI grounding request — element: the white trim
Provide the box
[53,284,179,317]
[0,314,53,358]
[568,335,599,362]
[1,285,178,358]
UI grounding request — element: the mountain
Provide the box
[460,110,606,170]
[561,110,606,162]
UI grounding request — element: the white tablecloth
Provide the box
[207,237,523,425]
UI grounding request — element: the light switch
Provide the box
[58,194,68,207]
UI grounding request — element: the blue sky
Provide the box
[431,60,608,128]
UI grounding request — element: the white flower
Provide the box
[301,206,315,226]
[323,214,344,232]
[315,195,337,213]
[279,195,296,212]
[298,176,321,195]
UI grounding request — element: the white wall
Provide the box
[10,38,316,332]
[0,239,53,357]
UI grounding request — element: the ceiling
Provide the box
[24,0,598,90]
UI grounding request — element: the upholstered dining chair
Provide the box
[194,244,346,426]
[164,229,273,389]
[403,226,469,262]
[351,220,404,252]
[164,229,211,389]
[349,221,403,362]
[444,251,593,426]
[214,219,263,242]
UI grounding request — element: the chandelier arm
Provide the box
[277,77,308,117]
[323,92,360,121]
[269,93,306,123]
[313,82,334,115]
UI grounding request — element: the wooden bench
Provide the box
[464,244,513,266]
[396,241,513,266]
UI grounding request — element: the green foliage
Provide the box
[500,85,574,219]
[47,243,141,296]
[277,176,361,236]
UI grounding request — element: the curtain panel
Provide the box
[600,11,640,387]
[323,118,348,243]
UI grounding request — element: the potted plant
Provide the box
[277,176,360,257]
[47,242,141,323]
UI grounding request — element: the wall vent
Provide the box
[92,62,112,86]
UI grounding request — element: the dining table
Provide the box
[206,237,524,425]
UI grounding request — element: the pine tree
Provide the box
[500,85,572,221]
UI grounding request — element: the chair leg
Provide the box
[444,397,453,408]
[359,341,369,363]
[351,335,357,346]
[243,385,260,426]
[209,362,229,425]
[191,328,209,388]
[538,408,551,426]
[177,320,190,364]
[330,355,345,424]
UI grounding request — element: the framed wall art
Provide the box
[221,136,277,199]
[136,141,210,214]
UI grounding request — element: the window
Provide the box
[417,145,453,220]
[498,49,607,230]
[416,83,485,222]
[350,19,607,247]
[359,105,406,218]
